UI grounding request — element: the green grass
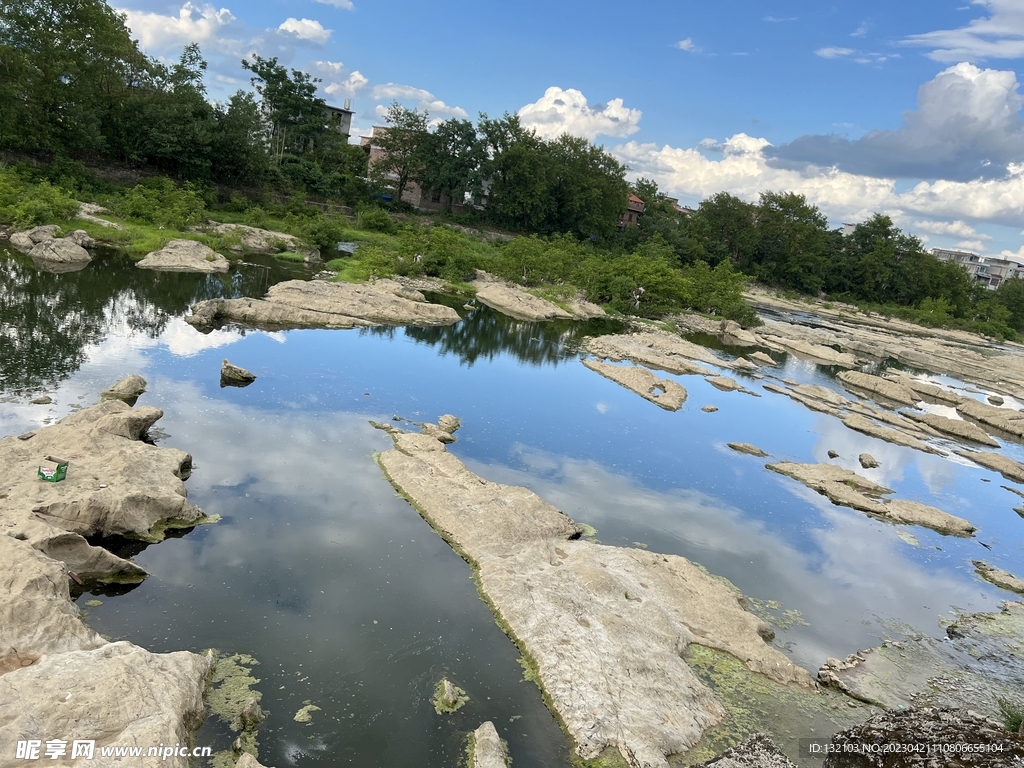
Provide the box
[998,698,1023,732]
[274,251,306,263]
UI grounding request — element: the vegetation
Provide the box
[999,697,1023,733]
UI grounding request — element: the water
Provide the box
[3,245,1022,767]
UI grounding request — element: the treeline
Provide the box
[616,185,1024,338]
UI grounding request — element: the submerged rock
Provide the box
[101,373,148,402]
[694,734,796,768]
[375,419,813,767]
[137,239,230,273]
[432,678,469,714]
[858,453,879,469]
[728,442,769,458]
[221,359,257,388]
[187,279,460,330]
[583,360,687,411]
[768,462,975,536]
[823,708,1024,767]
[470,721,511,768]
[974,561,1024,594]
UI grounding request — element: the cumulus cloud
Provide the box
[278,17,332,45]
[911,219,992,239]
[312,61,368,98]
[518,87,642,141]
[372,83,434,101]
[612,132,1024,233]
[955,239,989,251]
[816,47,854,59]
[767,63,1024,181]
[315,0,354,8]
[120,2,236,51]
[370,83,468,119]
[677,38,696,51]
[901,0,1024,62]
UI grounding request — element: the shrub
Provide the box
[356,206,395,234]
[118,178,205,229]
[0,168,79,227]
[999,698,1023,733]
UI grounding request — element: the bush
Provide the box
[999,698,1023,733]
[356,206,395,234]
[242,205,269,228]
[118,178,205,229]
[302,215,350,253]
[0,168,80,227]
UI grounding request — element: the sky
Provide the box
[114,0,1024,258]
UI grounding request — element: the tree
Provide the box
[242,54,328,164]
[691,192,759,268]
[211,91,271,183]
[753,191,831,294]
[370,102,429,203]
[421,118,481,211]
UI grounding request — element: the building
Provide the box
[663,197,696,216]
[618,194,646,227]
[932,248,1024,289]
[324,99,354,138]
[360,126,465,212]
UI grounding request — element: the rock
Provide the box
[747,351,777,367]
[583,360,687,411]
[187,280,460,330]
[957,397,1024,439]
[988,394,1005,406]
[375,421,813,767]
[470,722,510,768]
[0,397,206,582]
[101,373,147,403]
[0,642,212,768]
[437,414,461,434]
[728,443,769,457]
[9,224,60,253]
[584,331,731,376]
[902,410,1000,447]
[837,370,919,407]
[760,335,857,367]
[827,450,840,459]
[28,237,92,268]
[718,319,758,347]
[31,396,52,405]
[694,734,796,768]
[432,678,469,714]
[707,375,741,392]
[858,453,879,469]
[197,222,315,258]
[240,696,265,728]
[293,703,321,723]
[763,383,847,416]
[887,374,965,406]
[956,449,1024,483]
[221,359,257,388]
[77,202,123,229]
[701,405,719,413]
[236,755,273,768]
[768,462,975,536]
[65,229,95,249]
[841,413,944,455]
[137,239,230,273]
[473,275,573,321]
[974,561,1024,594]
[823,707,1024,768]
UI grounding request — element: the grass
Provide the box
[998,697,1023,732]
[274,251,306,263]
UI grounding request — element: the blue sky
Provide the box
[117,0,1024,257]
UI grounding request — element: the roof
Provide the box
[628,194,644,204]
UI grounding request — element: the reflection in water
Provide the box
[0,247,306,393]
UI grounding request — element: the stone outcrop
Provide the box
[583,361,687,411]
[837,371,919,407]
[101,374,147,403]
[0,384,215,768]
[137,239,230,273]
[728,443,768,457]
[759,336,856,368]
[470,722,510,768]
[77,202,123,229]
[768,462,974,536]
[194,222,316,258]
[11,225,94,272]
[584,331,732,376]
[747,351,777,367]
[187,279,460,331]
[10,225,61,253]
[902,410,1000,446]
[974,561,1024,594]
[957,397,1024,439]
[841,414,944,455]
[375,420,813,768]
[221,360,257,388]
[956,449,1024,483]
[694,734,796,768]
[823,708,1024,767]
[472,273,573,321]
[762,383,847,416]
[718,320,758,347]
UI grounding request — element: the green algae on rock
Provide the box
[433,678,470,714]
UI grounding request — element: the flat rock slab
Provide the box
[957,397,1024,439]
[584,331,728,376]
[583,360,687,411]
[376,424,812,768]
[841,413,944,455]
[903,410,999,447]
[471,721,510,768]
[187,279,460,330]
[768,462,974,536]
[957,449,1024,483]
[728,443,769,457]
[974,561,1024,594]
[474,282,573,321]
[837,371,919,407]
[760,336,857,368]
[137,239,229,273]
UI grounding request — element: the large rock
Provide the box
[694,734,796,768]
[718,320,758,347]
[0,397,207,583]
[137,239,230,273]
[837,371,919,407]
[823,708,1024,768]
[470,722,510,768]
[957,397,1024,439]
[9,225,61,253]
[198,222,316,258]
[768,462,975,536]
[28,238,92,271]
[473,273,573,321]
[902,410,1000,447]
[974,561,1024,594]
[101,374,147,403]
[376,421,813,768]
[187,279,460,330]
[584,331,732,376]
[582,360,687,411]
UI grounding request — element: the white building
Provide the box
[932,248,1024,290]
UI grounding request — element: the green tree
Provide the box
[371,102,429,203]
[753,191,830,294]
[691,192,759,268]
[242,54,328,164]
[421,118,482,211]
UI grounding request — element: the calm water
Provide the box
[3,245,1022,767]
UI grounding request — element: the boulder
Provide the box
[9,224,60,253]
[718,319,758,347]
[695,734,796,768]
[827,450,839,459]
[137,239,230,273]
[28,237,92,267]
[221,360,257,388]
[858,453,879,469]
[66,229,96,249]
[583,360,687,411]
[974,561,1024,594]
[473,276,573,321]
[187,280,461,330]
[101,373,147,403]
[470,722,511,768]
[437,415,461,434]
[376,420,814,767]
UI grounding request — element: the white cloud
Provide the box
[312,61,368,98]
[911,219,992,239]
[278,17,332,45]
[119,2,236,51]
[901,0,1024,61]
[764,16,797,22]
[326,71,368,96]
[370,83,467,119]
[372,83,434,101]
[518,87,642,141]
[816,46,854,58]
[677,38,696,51]
[315,0,354,9]
[955,239,988,251]
[851,21,869,38]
